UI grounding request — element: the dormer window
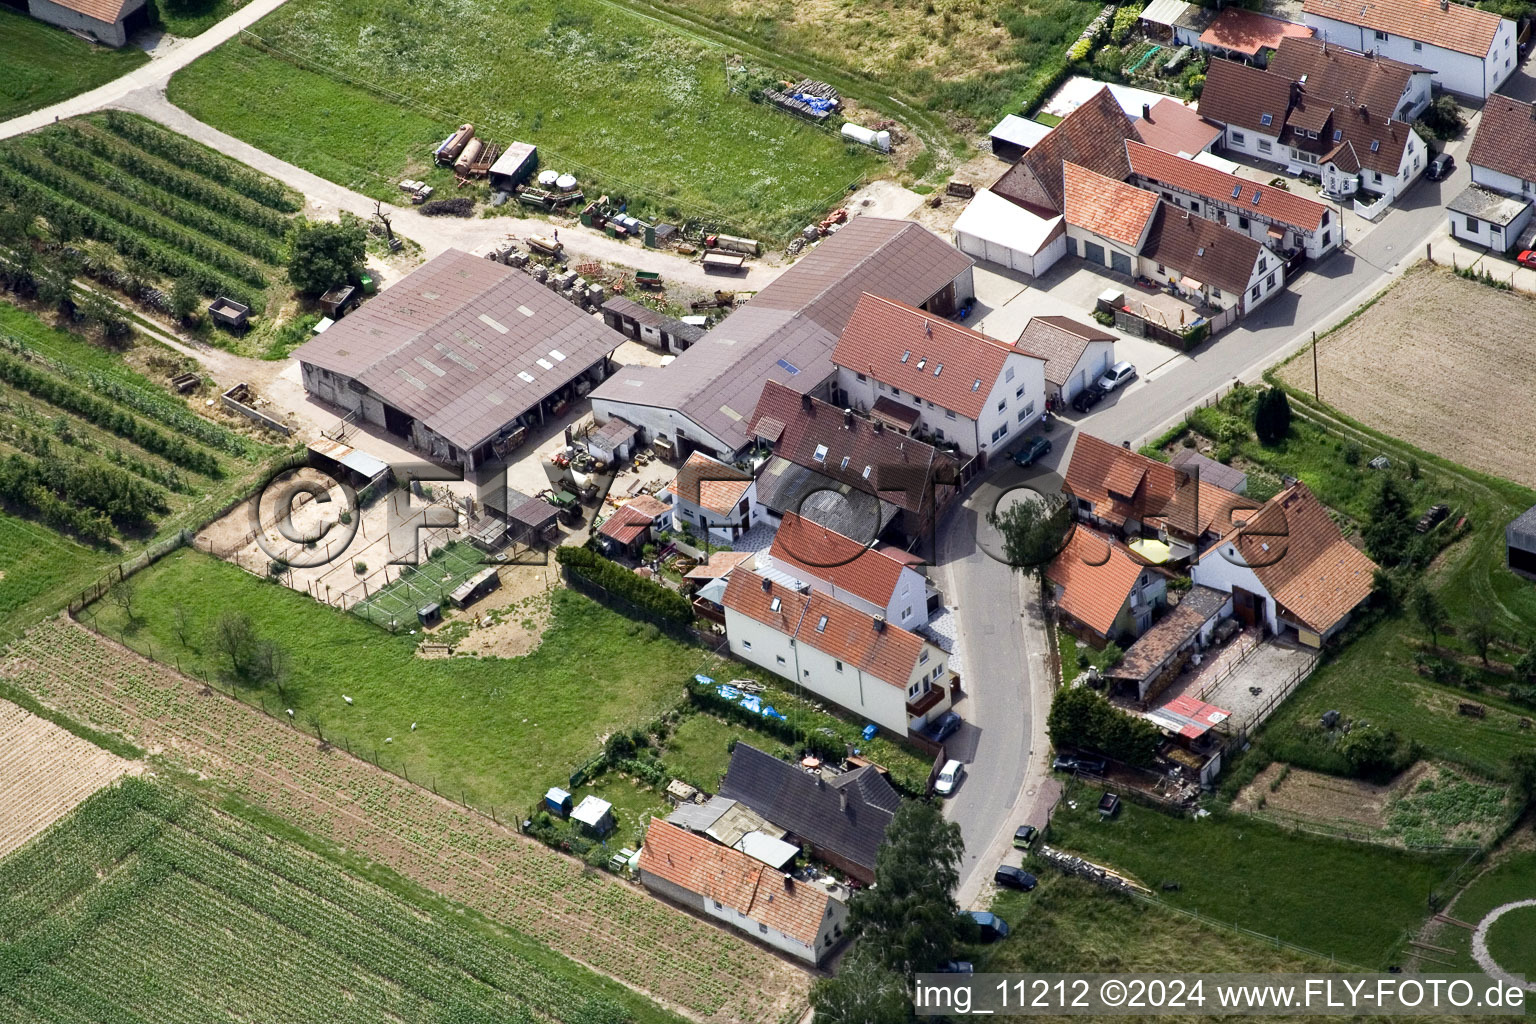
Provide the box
[1333,129,1342,141]
[770,597,782,612]
[933,363,943,376]
[813,444,828,462]
[900,350,910,363]
[1231,184,1242,198]
[1370,140,1380,152]
[1260,113,1274,126]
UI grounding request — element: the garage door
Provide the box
[1083,240,1106,266]
[1111,251,1132,276]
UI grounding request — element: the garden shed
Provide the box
[572,795,616,836]
[545,787,573,816]
[1507,503,1536,578]
[488,142,538,192]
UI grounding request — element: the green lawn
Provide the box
[1433,849,1536,975]
[86,547,717,810]
[1047,784,1464,966]
[0,9,147,121]
[168,6,880,238]
[0,513,114,645]
[661,711,745,791]
[0,777,684,1024]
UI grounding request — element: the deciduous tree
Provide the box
[213,610,257,679]
[811,947,913,1024]
[286,219,365,296]
[848,801,966,982]
[987,489,1073,582]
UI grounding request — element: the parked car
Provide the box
[938,961,975,974]
[1096,361,1138,392]
[964,911,1011,942]
[994,865,1038,891]
[1012,825,1038,849]
[1072,383,1108,413]
[1051,755,1079,772]
[928,711,962,743]
[934,759,965,796]
[1076,757,1108,775]
[1519,250,1536,270]
[1427,153,1455,181]
[1010,434,1052,467]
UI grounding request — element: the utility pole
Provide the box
[1312,330,1319,401]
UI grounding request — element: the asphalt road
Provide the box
[938,126,1477,900]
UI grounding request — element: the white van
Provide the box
[934,759,965,796]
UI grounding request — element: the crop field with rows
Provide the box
[0,777,686,1024]
[0,300,273,552]
[1,617,814,1024]
[0,112,301,317]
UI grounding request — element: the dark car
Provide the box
[1010,435,1052,467]
[1076,757,1109,775]
[1072,384,1107,413]
[1427,153,1455,181]
[1051,755,1079,772]
[964,910,1011,942]
[938,961,975,974]
[994,865,1038,891]
[1012,825,1038,849]
[928,711,962,743]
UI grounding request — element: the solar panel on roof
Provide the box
[537,358,553,369]
[776,358,800,374]
[550,349,567,361]
[518,371,536,382]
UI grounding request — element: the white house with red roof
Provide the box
[638,818,848,964]
[721,569,952,735]
[831,293,1047,460]
[666,452,763,543]
[1302,0,1515,98]
[763,513,935,627]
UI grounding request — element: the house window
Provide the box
[1258,256,1267,272]
[1005,366,1015,382]
[891,388,901,397]
[1412,40,1422,51]
[920,649,929,663]
[1258,139,1273,154]
[856,372,866,382]
[1260,113,1273,126]
[1212,286,1222,299]
[902,607,912,620]
[741,640,752,650]
[1157,263,1165,273]
[1322,230,1330,246]
[1238,216,1249,230]
[770,597,781,612]
[1374,29,1387,40]
[1015,384,1025,399]
[991,425,1007,442]
[759,924,768,934]
[681,507,693,519]
[835,659,843,672]
[1190,201,1200,213]
[1266,272,1276,287]
[1018,407,1030,422]
[996,399,1007,413]
[935,429,945,441]
[1373,171,1383,184]
[1250,285,1261,300]
[945,409,956,420]
[714,901,723,910]
[909,683,919,697]
[1231,130,1246,145]
[812,444,828,463]
[775,655,786,665]
[1023,400,1036,418]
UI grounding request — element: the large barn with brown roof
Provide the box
[294,249,625,471]
[591,218,974,460]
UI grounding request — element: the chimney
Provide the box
[1142,102,1152,121]
[873,615,886,633]
[1439,0,1448,9]
[873,419,884,434]
[801,393,812,412]
[838,789,848,812]
[783,873,794,890]
[843,407,854,427]
[761,576,772,592]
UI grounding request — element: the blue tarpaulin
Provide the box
[793,93,836,114]
[762,706,787,722]
[695,674,716,686]
[714,683,788,722]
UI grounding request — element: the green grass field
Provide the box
[86,547,718,809]
[0,9,147,122]
[167,4,880,238]
[0,777,682,1024]
[1431,847,1536,976]
[354,540,489,628]
[1047,784,1464,966]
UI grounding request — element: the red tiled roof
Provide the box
[1304,0,1504,56]
[668,452,753,517]
[1014,316,1116,389]
[991,87,1141,214]
[44,0,136,24]
[1213,481,1377,634]
[832,293,1041,420]
[639,819,835,945]
[684,550,754,580]
[1200,8,1314,56]
[722,570,928,685]
[598,494,670,545]
[769,513,910,608]
[1133,99,1226,158]
[1046,528,1148,637]
[1468,93,1536,184]
[1268,36,1424,130]
[1067,433,1254,538]
[1061,163,1161,249]
[1127,141,1329,232]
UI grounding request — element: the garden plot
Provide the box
[1277,263,1536,489]
[0,698,139,860]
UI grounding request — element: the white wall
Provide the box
[26,0,142,46]
[1190,544,1278,632]
[699,888,848,964]
[591,398,732,459]
[1303,12,1516,97]
[723,607,915,733]
[1448,205,1532,252]
[671,480,764,542]
[1054,339,1116,404]
[1222,125,1286,163]
[778,558,928,628]
[1472,164,1536,198]
[1142,180,1344,259]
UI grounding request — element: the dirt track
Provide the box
[1277,263,1536,488]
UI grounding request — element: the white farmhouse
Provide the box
[831,293,1047,460]
[1302,0,1515,99]
[763,512,937,628]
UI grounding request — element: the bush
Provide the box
[1252,387,1291,445]
[420,198,475,217]
[1046,684,1161,767]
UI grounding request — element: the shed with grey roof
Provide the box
[589,218,975,460]
[1170,448,1248,494]
[1508,504,1536,578]
[294,249,626,470]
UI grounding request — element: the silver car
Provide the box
[934,759,965,796]
[1096,360,1138,392]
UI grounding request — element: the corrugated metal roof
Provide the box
[294,249,624,450]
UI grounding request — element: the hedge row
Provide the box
[0,451,165,540]
[555,545,694,625]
